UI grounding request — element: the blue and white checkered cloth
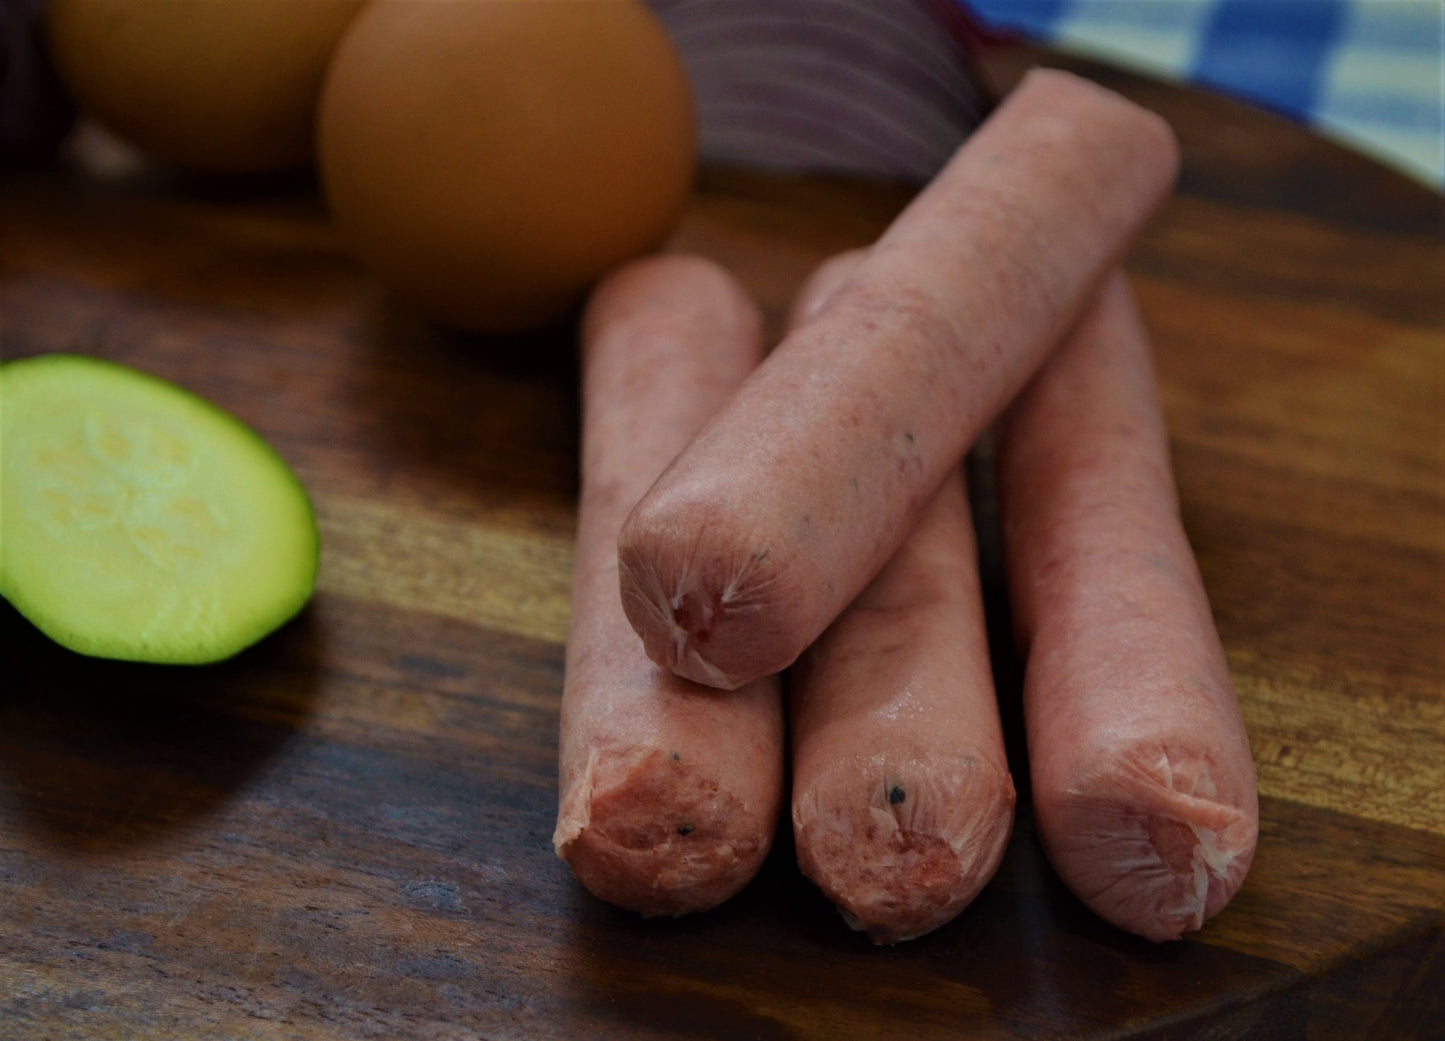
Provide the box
[963,0,1445,189]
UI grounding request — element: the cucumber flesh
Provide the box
[0,354,319,663]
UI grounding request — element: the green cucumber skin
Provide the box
[1,353,320,664]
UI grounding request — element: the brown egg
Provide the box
[46,0,363,172]
[316,0,696,333]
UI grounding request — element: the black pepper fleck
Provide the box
[888,785,906,805]
[677,823,695,836]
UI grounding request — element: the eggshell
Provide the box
[316,0,696,333]
[46,0,363,172]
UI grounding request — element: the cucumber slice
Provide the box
[0,354,319,663]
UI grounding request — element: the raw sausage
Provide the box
[554,255,784,916]
[617,68,1181,690]
[787,251,1016,944]
[996,271,1258,942]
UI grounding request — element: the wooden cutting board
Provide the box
[2,50,1440,1040]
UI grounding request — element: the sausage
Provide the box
[553,255,784,916]
[996,271,1259,942]
[617,68,1181,690]
[786,251,1016,944]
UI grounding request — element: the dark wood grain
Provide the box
[3,47,1442,1040]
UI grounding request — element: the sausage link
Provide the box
[997,271,1258,942]
[554,255,784,916]
[618,68,1181,689]
[787,250,1015,944]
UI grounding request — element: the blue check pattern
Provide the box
[963,0,1444,188]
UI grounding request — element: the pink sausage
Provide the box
[996,271,1259,942]
[554,255,784,916]
[786,250,1015,944]
[617,68,1181,690]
